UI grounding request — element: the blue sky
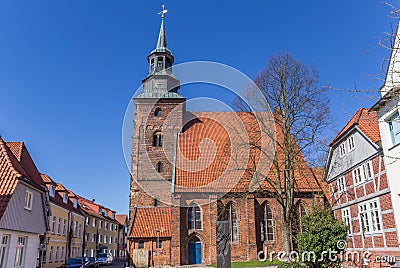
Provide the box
[0,0,395,213]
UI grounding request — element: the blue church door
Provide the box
[188,237,201,264]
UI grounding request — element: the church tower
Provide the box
[129,10,185,214]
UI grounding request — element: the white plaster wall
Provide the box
[327,128,379,181]
[377,102,400,245]
[0,229,40,268]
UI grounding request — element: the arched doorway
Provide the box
[188,236,202,264]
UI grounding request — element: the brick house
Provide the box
[326,108,400,267]
[128,16,327,266]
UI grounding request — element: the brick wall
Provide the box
[330,154,400,267]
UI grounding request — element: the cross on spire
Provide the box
[158,4,168,19]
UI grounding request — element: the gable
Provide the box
[0,182,47,234]
[326,128,380,181]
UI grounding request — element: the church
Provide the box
[127,11,327,267]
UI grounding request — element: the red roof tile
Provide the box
[115,214,127,225]
[6,141,45,187]
[76,195,117,221]
[130,207,171,238]
[175,112,324,193]
[331,108,381,145]
[39,174,82,215]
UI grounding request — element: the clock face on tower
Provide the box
[154,79,167,90]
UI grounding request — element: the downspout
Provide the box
[67,211,72,259]
[171,132,178,193]
[82,216,86,257]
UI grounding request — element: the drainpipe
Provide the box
[171,132,178,193]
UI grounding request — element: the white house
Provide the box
[372,19,400,245]
[0,138,49,268]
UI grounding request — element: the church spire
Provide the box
[147,5,174,75]
[138,4,182,99]
[152,5,170,54]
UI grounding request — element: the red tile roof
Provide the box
[6,141,45,187]
[76,195,117,222]
[331,108,381,145]
[175,112,324,193]
[39,174,82,215]
[115,214,127,226]
[130,207,171,238]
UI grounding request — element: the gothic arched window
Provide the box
[227,203,239,242]
[157,162,163,173]
[260,203,274,241]
[154,108,162,117]
[299,204,306,232]
[153,132,163,147]
[188,203,201,230]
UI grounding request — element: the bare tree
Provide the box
[235,53,331,253]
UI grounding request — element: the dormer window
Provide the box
[73,198,78,208]
[63,193,68,203]
[98,207,102,215]
[105,209,108,217]
[112,212,116,220]
[49,185,55,197]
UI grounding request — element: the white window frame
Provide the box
[339,143,346,158]
[52,216,56,234]
[359,198,382,234]
[342,208,352,235]
[63,219,67,236]
[348,135,355,152]
[337,176,346,194]
[55,246,59,262]
[387,110,400,146]
[14,236,27,267]
[0,234,10,268]
[24,190,33,210]
[57,218,62,234]
[48,246,53,262]
[352,161,374,186]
